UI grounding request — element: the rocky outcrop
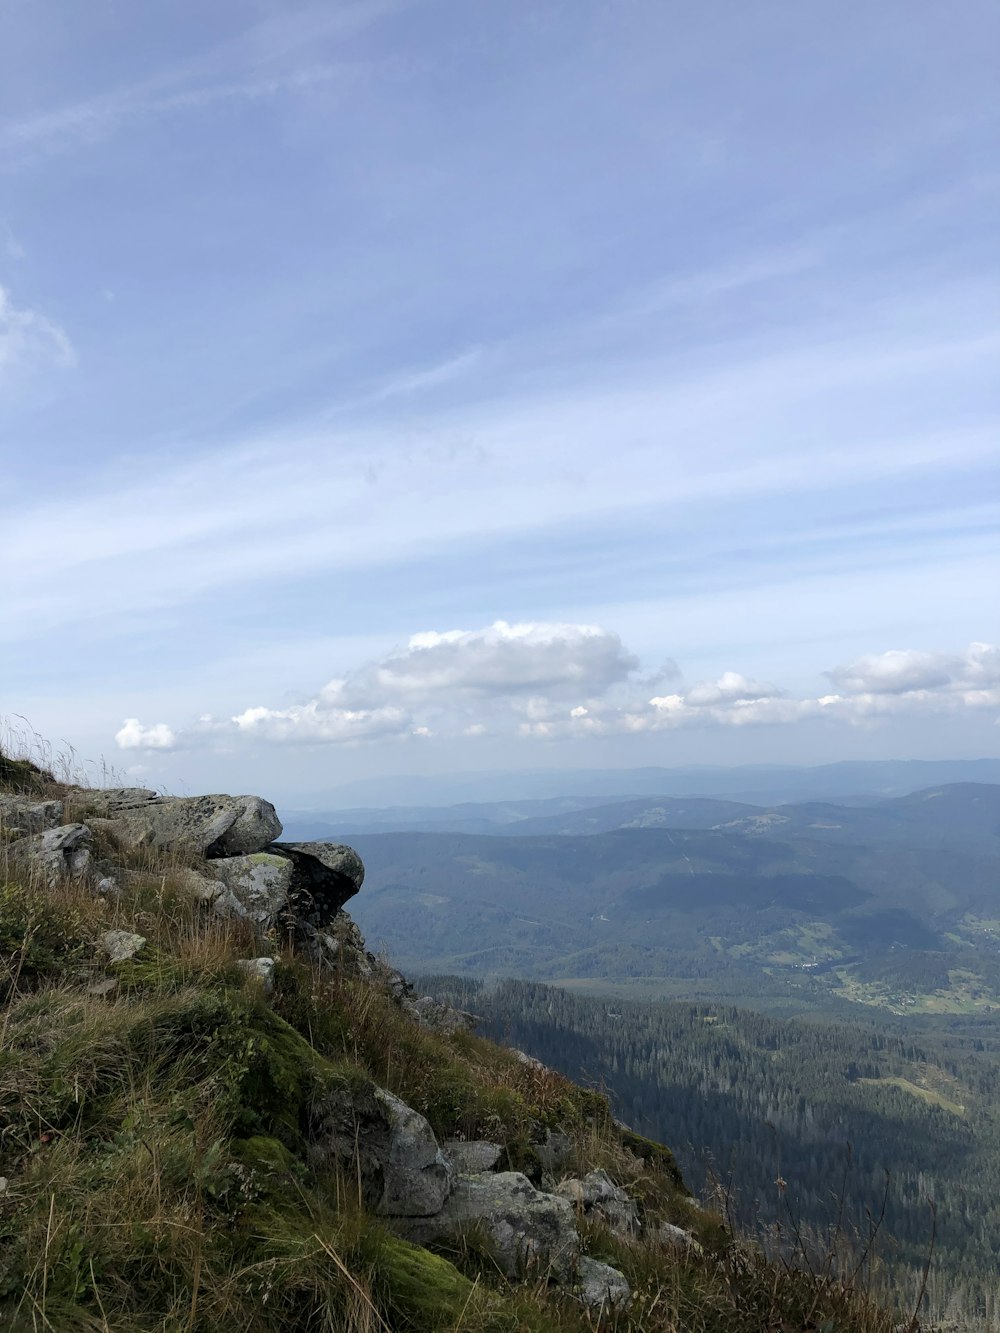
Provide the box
[269,841,363,924]
[11,823,92,885]
[209,852,293,924]
[398,1171,581,1282]
[0,795,65,837]
[556,1168,640,1237]
[79,790,282,857]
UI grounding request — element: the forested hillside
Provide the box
[421,977,1000,1330]
[346,785,1000,1015]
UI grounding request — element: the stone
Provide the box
[87,977,118,997]
[268,842,364,927]
[442,1139,503,1174]
[211,853,293,926]
[556,1169,640,1236]
[315,911,374,977]
[82,791,281,858]
[534,1127,574,1176]
[237,957,277,995]
[375,1089,454,1218]
[656,1221,701,1252]
[575,1256,631,1310]
[397,1171,580,1281]
[100,930,146,962]
[0,796,64,838]
[11,824,92,885]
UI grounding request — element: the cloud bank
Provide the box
[115,627,1000,752]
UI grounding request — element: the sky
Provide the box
[2,0,998,805]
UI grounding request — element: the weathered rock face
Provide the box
[375,1089,454,1218]
[269,842,363,926]
[398,1171,581,1282]
[0,795,65,838]
[11,824,92,885]
[80,791,282,858]
[556,1168,640,1237]
[442,1139,503,1174]
[307,1078,452,1218]
[210,853,293,925]
[100,930,146,962]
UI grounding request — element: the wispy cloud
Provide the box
[0,0,406,166]
[0,285,74,382]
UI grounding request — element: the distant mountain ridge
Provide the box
[280,757,1000,838]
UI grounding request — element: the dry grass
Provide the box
[0,745,905,1332]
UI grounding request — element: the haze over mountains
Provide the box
[281,756,1000,837]
[284,771,1000,1021]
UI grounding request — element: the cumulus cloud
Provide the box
[0,286,75,380]
[828,643,1000,702]
[115,718,176,750]
[115,633,1000,750]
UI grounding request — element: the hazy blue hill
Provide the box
[281,762,1000,839]
[347,785,1000,1004]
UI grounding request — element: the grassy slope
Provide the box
[0,762,899,1332]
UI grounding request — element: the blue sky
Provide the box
[2,0,998,803]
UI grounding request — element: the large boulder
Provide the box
[397,1171,580,1282]
[78,790,281,858]
[11,824,92,886]
[268,842,363,926]
[442,1139,503,1174]
[375,1089,454,1218]
[307,1080,451,1218]
[209,852,293,926]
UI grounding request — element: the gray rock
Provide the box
[556,1169,640,1236]
[0,796,64,838]
[211,853,293,925]
[237,957,277,995]
[12,823,92,885]
[656,1221,701,1252]
[268,842,364,926]
[76,788,159,813]
[408,995,478,1034]
[534,1127,574,1176]
[442,1139,503,1174]
[375,1089,453,1218]
[100,930,146,962]
[397,1171,580,1281]
[316,911,374,977]
[84,792,281,858]
[87,977,118,997]
[575,1256,631,1310]
[172,867,225,904]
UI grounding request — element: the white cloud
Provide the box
[112,635,1000,751]
[828,643,1000,699]
[115,718,176,750]
[230,701,412,745]
[0,286,75,381]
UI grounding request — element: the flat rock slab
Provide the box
[269,842,364,926]
[397,1171,580,1281]
[83,792,282,857]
